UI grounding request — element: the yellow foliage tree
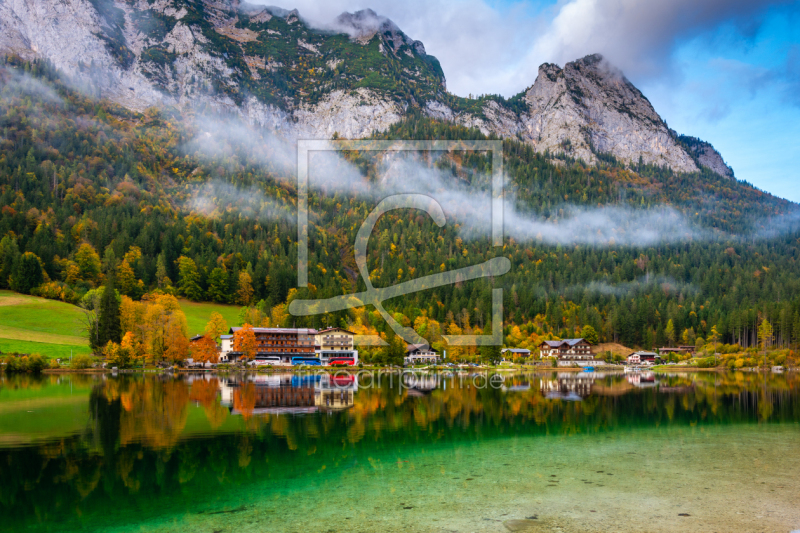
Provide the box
[236,271,254,306]
[204,312,229,343]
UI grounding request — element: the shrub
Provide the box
[3,356,27,373]
[27,354,47,374]
[31,281,80,304]
[72,354,93,370]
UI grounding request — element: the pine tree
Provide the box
[206,267,228,303]
[12,252,44,294]
[97,274,122,350]
[177,256,203,301]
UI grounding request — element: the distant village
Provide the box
[188,326,692,368]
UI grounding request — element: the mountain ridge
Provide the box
[0,0,735,178]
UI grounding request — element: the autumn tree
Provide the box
[236,271,254,306]
[156,252,171,289]
[204,312,229,343]
[164,312,189,364]
[580,324,599,345]
[191,335,219,365]
[709,325,720,365]
[103,338,133,368]
[75,243,102,286]
[758,319,773,366]
[233,323,257,362]
[665,319,676,347]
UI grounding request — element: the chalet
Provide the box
[539,338,594,367]
[627,351,658,365]
[405,344,441,365]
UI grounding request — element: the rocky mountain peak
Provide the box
[333,9,426,55]
[516,53,699,173]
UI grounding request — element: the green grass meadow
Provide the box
[178,299,240,337]
[0,291,240,359]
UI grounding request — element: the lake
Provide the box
[1,370,798,532]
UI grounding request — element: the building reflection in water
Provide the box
[216,373,357,416]
[540,372,606,400]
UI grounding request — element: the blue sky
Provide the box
[279,0,800,202]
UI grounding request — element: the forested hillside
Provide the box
[1,57,800,357]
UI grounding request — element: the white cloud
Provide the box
[254,0,793,98]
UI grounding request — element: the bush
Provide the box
[27,354,47,374]
[3,356,27,373]
[694,356,717,368]
[72,354,93,370]
[31,281,80,304]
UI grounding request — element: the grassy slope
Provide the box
[179,299,240,337]
[0,291,91,358]
[0,292,240,358]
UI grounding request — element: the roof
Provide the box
[220,335,233,339]
[229,327,318,335]
[317,327,355,335]
[541,338,587,348]
[632,351,658,357]
[406,343,438,354]
[189,335,204,342]
[502,348,531,353]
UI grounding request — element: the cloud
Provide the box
[747,207,800,239]
[310,141,707,246]
[525,0,795,84]
[783,44,800,106]
[253,0,794,97]
[561,275,700,298]
[187,180,295,223]
[0,65,63,105]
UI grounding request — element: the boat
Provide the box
[582,366,594,372]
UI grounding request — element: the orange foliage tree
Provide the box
[191,335,219,364]
[234,323,257,362]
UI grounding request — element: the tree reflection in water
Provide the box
[0,370,797,532]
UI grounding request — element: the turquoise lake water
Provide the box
[0,370,798,532]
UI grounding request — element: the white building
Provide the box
[404,344,441,365]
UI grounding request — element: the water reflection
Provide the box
[0,371,798,532]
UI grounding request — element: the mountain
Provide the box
[0,0,734,177]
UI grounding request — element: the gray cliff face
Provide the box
[0,3,732,178]
[516,55,698,173]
